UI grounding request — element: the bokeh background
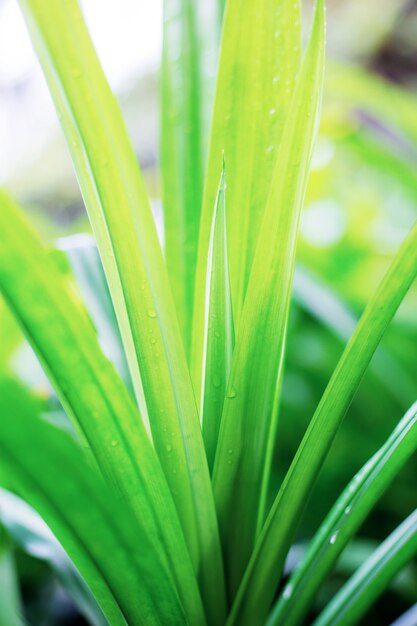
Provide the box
[1,0,417,623]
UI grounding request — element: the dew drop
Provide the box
[330,532,338,545]
[227,387,237,399]
[283,585,293,600]
[147,308,157,318]
[269,107,277,116]
[227,448,233,455]
[110,440,119,448]
[345,505,352,515]
[166,443,173,453]
[151,338,157,345]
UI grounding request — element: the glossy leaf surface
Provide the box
[200,164,234,472]
[269,402,417,626]
[17,1,225,618]
[212,0,325,596]
[0,380,190,626]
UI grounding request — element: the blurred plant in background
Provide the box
[0,0,416,624]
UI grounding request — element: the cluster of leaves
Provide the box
[0,0,416,624]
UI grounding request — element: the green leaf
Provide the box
[161,0,204,354]
[313,509,417,626]
[17,1,225,618]
[0,191,205,626]
[212,0,325,597]
[200,162,234,472]
[229,216,417,626]
[0,379,189,626]
[0,488,106,626]
[268,401,417,626]
[191,0,302,389]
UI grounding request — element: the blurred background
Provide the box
[0,0,417,624]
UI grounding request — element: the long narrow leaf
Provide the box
[0,191,205,625]
[191,0,302,389]
[161,0,204,354]
[212,0,325,596]
[313,509,417,626]
[229,216,417,626]
[268,401,417,626]
[17,1,225,619]
[0,379,188,626]
[201,162,234,472]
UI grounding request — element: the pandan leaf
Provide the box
[200,161,234,472]
[161,0,204,354]
[269,401,417,626]
[313,509,417,626]
[0,379,192,626]
[229,215,417,626]
[0,191,204,625]
[212,0,325,596]
[17,1,225,619]
[191,0,302,391]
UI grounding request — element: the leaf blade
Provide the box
[191,0,302,389]
[200,162,234,472]
[161,0,204,354]
[0,190,205,626]
[269,401,417,626]
[0,379,187,626]
[17,0,225,617]
[313,509,417,626]
[212,0,325,596]
[230,215,417,626]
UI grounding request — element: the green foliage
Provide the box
[0,0,416,624]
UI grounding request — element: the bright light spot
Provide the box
[311,139,335,171]
[81,0,162,91]
[300,200,347,247]
[0,0,34,85]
